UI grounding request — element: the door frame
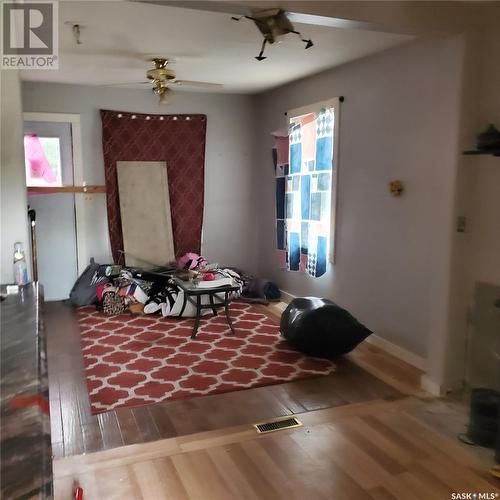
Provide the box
[23,112,88,274]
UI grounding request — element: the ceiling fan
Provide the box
[231,9,313,61]
[104,57,223,104]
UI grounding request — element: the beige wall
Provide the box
[469,5,500,287]
[441,4,500,389]
[1,70,31,284]
[251,3,499,392]
[21,83,258,272]
[254,35,465,362]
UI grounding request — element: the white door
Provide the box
[24,120,78,301]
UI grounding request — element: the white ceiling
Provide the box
[20,1,413,94]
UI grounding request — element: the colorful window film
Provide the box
[24,134,62,187]
[273,106,336,278]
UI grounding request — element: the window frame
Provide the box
[24,135,64,187]
[23,112,88,274]
[287,97,340,265]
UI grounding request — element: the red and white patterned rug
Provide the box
[77,302,336,413]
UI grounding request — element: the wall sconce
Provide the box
[389,180,404,196]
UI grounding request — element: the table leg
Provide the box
[191,295,201,339]
[209,294,217,316]
[224,292,236,335]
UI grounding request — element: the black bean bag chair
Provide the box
[280,297,372,358]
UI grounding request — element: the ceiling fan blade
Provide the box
[174,80,223,89]
[99,81,150,87]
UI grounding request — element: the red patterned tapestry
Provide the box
[101,110,206,264]
[77,303,336,413]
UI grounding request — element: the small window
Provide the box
[24,134,63,187]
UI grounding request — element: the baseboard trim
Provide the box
[365,334,426,371]
[420,375,444,396]
[279,290,426,371]
[279,289,296,304]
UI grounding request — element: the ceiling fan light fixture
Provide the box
[264,16,292,40]
[232,9,314,60]
[147,67,176,82]
[151,57,168,69]
[254,9,293,40]
[152,82,167,95]
[159,89,173,105]
[151,80,173,104]
[102,57,221,104]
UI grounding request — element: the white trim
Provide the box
[71,120,84,185]
[279,289,296,304]
[420,375,443,396]
[71,120,89,274]
[330,100,340,264]
[365,334,426,370]
[288,97,340,119]
[23,112,88,274]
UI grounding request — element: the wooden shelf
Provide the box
[27,185,106,194]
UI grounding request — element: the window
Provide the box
[274,98,339,278]
[24,134,63,186]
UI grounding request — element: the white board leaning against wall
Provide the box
[117,161,175,268]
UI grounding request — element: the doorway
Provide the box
[23,114,84,301]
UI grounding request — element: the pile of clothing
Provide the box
[69,253,280,317]
[96,270,151,315]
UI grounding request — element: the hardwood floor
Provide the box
[44,301,415,459]
[46,300,500,498]
[52,398,500,499]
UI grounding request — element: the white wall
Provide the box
[21,83,258,271]
[1,70,31,284]
[469,6,500,287]
[441,4,500,389]
[254,36,465,361]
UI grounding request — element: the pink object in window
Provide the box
[275,136,289,165]
[300,113,316,162]
[24,134,57,183]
